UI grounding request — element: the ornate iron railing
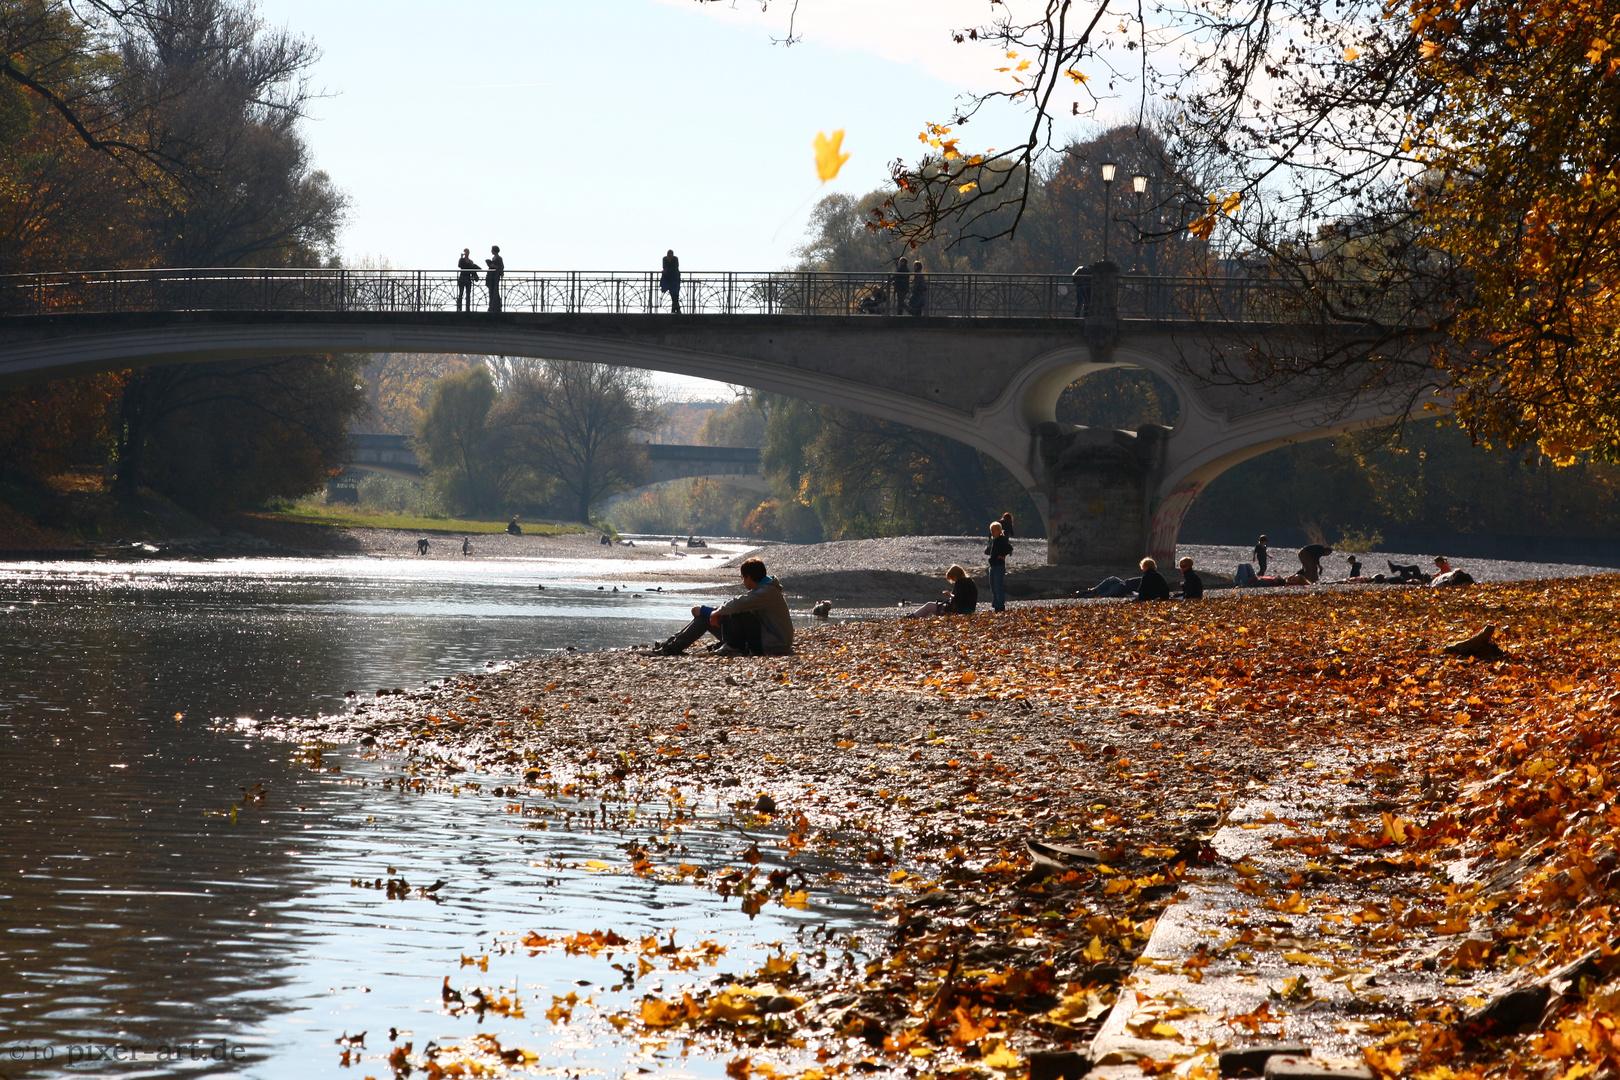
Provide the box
[0,266,1326,322]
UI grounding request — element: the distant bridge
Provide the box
[0,265,1435,566]
[340,433,766,491]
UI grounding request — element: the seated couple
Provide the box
[1082,557,1203,601]
[648,558,794,656]
[907,565,977,618]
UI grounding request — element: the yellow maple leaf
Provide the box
[1343,46,1361,60]
[958,181,978,194]
[981,1042,1022,1069]
[813,130,851,183]
[1065,68,1089,83]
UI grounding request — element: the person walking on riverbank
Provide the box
[462,537,470,556]
[986,520,1012,612]
[416,537,430,555]
[660,249,682,313]
[1253,534,1269,576]
[485,245,504,312]
[456,248,478,312]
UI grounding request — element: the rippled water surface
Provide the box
[0,555,874,1078]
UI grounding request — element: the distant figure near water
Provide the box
[660,249,682,314]
[462,536,470,556]
[507,517,522,536]
[485,245,504,312]
[416,537,430,555]
[456,248,478,312]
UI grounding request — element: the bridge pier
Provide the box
[1036,422,1170,567]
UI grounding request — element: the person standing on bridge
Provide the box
[985,519,1012,612]
[485,245,505,312]
[890,255,910,315]
[456,248,478,312]
[660,249,682,314]
[908,259,928,316]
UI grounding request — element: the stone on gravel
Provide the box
[1027,1049,1088,1079]
[1262,1055,1373,1080]
[1219,1044,1312,1078]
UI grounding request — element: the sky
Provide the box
[249,0,1112,396]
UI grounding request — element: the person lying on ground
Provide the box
[1136,558,1172,602]
[1381,561,1428,584]
[1178,557,1204,600]
[908,564,978,617]
[648,559,793,656]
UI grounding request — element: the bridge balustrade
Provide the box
[0,267,1357,323]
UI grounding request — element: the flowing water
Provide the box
[0,553,877,1078]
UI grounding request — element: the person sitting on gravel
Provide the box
[1177,557,1204,600]
[908,564,978,617]
[1136,558,1172,602]
[648,559,794,656]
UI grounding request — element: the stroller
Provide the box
[856,284,888,315]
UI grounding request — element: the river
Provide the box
[0,553,875,1078]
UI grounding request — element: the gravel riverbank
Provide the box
[267,573,1620,1074]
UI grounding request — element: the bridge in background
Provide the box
[0,265,1434,567]
[341,433,766,492]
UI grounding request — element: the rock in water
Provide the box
[1444,624,1505,659]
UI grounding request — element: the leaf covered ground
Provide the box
[285,577,1620,1078]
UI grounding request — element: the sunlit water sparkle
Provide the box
[0,556,877,1078]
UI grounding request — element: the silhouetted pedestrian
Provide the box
[485,245,504,312]
[416,537,430,555]
[462,536,470,556]
[999,512,1016,539]
[1253,534,1269,575]
[908,259,928,315]
[456,248,477,311]
[660,249,682,313]
[890,255,910,315]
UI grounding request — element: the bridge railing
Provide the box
[0,266,1399,323]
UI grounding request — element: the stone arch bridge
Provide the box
[344,433,768,493]
[0,265,1432,566]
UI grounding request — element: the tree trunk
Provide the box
[113,382,152,501]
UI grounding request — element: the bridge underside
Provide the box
[0,309,1434,567]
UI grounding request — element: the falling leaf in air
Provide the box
[813,130,850,183]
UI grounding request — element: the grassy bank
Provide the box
[258,504,592,536]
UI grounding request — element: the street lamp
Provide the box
[1100,161,1117,263]
[1131,174,1149,270]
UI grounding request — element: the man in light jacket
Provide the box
[648,559,794,656]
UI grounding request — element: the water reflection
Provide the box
[0,558,873,1078]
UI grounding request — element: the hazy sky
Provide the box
[249,0,1106,398]
[253,0,1104,272]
